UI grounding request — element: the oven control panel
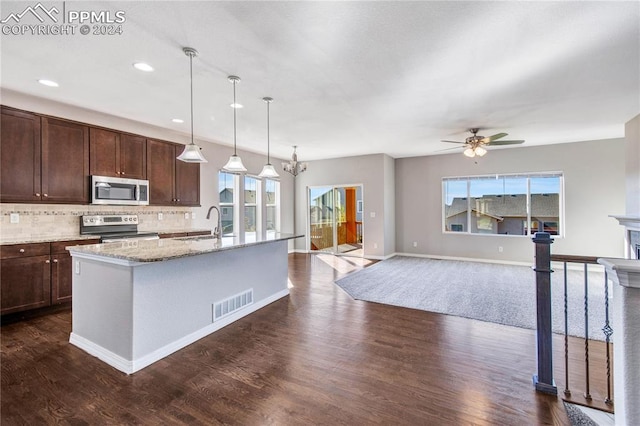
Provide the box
[82,215,139,227]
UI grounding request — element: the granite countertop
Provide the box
[67,233,303,264]
[0,234,102,245]
[0,229,212,245]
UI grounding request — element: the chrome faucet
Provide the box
[206,206,222,239]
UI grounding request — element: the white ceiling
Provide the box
[1,1,638,161]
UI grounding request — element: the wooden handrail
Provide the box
[550,254,600,265]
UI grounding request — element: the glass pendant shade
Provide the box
[177,47,207,163]
[223,154,247,172]
[475,146,487,157]
[463,148,476,157]
[223,75,246,172]
[259,163,279,178]
[177,144,207,162]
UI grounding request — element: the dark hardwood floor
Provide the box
[2,253,608,425]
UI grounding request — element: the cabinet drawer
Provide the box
[0,243,50,259]
[51,239,100,254]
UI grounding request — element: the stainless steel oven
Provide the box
[80,214,159,242]
[91,175,149,206]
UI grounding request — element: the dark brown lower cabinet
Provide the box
[1,243,51,315]
[0,239,99,315]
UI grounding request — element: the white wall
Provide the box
[395,139,626,263]
[294,153,395,258]
[626,114,640,216]
[0,90,294,238]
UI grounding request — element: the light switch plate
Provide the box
[184,213,189,219]
[10,213,19,223]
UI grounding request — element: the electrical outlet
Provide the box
[413,241,418,247]
[191,212,196,220]
[75,260,80,274]
[374,243,378,249]
[10,213,19,223]
[184,212,189,219]
[498,246,504,253]
[370,212,376,218]
[158,213,163,221]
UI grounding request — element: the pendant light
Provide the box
[222,75,247,172]
[177,47,208,163]
[258,97,279,178]
[282,145,308,176]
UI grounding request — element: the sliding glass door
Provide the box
[308,185,363,256]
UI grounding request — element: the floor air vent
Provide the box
[213,289,254,322]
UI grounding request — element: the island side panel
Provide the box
[130,239,289,361]
[70,259,134,360]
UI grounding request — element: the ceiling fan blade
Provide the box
[440,140,465,144]
[436,146,465,152]
[486,140,525,146]
[483,132,508,142]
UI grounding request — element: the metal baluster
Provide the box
[584,263,592,400]
[602,270,613,405]
[564,261,571,396]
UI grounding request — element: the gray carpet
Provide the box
[335,256,610,340]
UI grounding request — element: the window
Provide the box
[219,171,237,236]
[443,172,563,236]
[244,176,261,237]
[265,179,280,235]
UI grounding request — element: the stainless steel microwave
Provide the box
[91,175,149,206]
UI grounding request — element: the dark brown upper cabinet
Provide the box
[147,139,200,206]
[1,108,89,204]
[90,128,146,179]
[41,117,89,204]
[1,107,42,203]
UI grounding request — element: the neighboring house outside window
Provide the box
[443,173,563,236]
[265,179,280,235]
[219,171,237,236]
[244,176,260,238]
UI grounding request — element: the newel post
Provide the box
[532,232,558,394]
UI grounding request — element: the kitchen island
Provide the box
[67,233,300,374]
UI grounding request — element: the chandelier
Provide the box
[282,146,307,177]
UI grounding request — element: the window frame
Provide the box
[218,171,239,237]
[265,178,281,234]
[442,172,564,238]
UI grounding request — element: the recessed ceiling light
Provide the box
[38,79,59,87]
[133,62,154,72]
[230,103,243,109]
[172,118,184,123]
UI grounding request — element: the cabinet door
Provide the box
[0,255,51,315]
[175,146,200,206]
[147,139,176,205]
[89,127,120,177]
[0,107,42,202]
[120,134,147,179]
[41,117,89,204]
[50,239,98,304]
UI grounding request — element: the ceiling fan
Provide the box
[441,128,525,157]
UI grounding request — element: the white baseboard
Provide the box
[69,288,290,375]
[395,252,533,267]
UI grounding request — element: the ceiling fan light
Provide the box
[177,143,208,163]
[475,146,487,157]
[463,148,476,157]
[223,154,247,172]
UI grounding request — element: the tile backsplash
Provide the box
[0,204,196,242]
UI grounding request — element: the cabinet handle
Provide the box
[43,194,48,197]
[19,248,25,253]
[53,259,58,263]
[177,199,180,202]
[45,260,50,264]
[35,193,41,197]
